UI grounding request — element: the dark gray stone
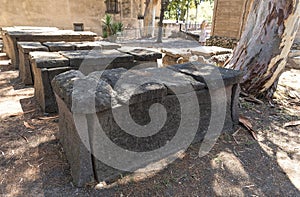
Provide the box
[32,64,72,113]
[168,62,243,88]
[42,41,76,52]
[29,51,70,68]
[134,67,206,94]
[71,41,102,50]
[97,41,121,50]
[52,63,242,187]
[17,42,49,85]
[59,50,134,74]
[117,47,162,61]
[1,27,96,68]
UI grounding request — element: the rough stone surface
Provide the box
[98,41,121,50]
[168,62,243,88]
[288,50,300,58]
[288,56,300,69]
[17,42,49,85]
[1,28,96,68]
[190,46,232,58]
[42,41,75,52]
[29,51,69,68]
[59,50,134,74]
[52,63,242,187]
[117,47,162,61]
[206,36,238,49]
[70,41,102,50]
[32,65,72,113]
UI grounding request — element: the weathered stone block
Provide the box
[59,50,135,74]
[18,42,49,85]
[1,27,96,68]
[30,51,71,112]
[52,63,242,187]
[70,41,102,50]
[117,47,162,61]
[97,41,121,50]
[30,51,69,68]
[42,41,75,52]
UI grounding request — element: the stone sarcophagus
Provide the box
[52,62,242,187]
[17,42,49,85]
[30,50,134,113]
[1,27,97,68]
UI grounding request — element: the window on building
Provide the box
[106,0,119,14]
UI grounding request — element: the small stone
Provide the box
[94,181,107,190]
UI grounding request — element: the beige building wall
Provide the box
[0,0,159,35]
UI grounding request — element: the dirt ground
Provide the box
[0,63,299,196]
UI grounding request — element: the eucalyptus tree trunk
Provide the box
[225,0,300,99]
[143,0,159,37]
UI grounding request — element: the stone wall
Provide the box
[206,36,238,49]
[0,0,159,35]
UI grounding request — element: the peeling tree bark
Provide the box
[225,0,300,99]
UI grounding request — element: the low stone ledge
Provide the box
[52,62,242,187]
[59,50,135,73]
[30,50,136,113]
[42,41,75,52]
[17,42,49,85]
[30,51,70,68]
[117,47,162,61]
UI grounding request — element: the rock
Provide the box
[97,41,121,50]
[190,46,232,58]
[117,47,162,61]
[70,41,102,50]
[288,56,300,69]
[42,41,75,52]
[29,51,71,112]
[59,50,134,74]
[52,63,242,187]
[17,42,49,85]
[168,62,243,88]
[95,182,107,190]
[210,53,232,67]
[29,51,69,68]
[206,36,238,49]
[288,50,300,58]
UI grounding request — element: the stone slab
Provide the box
[29,51,69,68]
[52,64,242,186]
[288,50,300,58]
[117,47,162,61]
[168,62,243,88]
[55,95,94,187]
[17,41,48,53]
[129,67,206,95]
[42,41,75,52]
[190,46,232,58]
[59,50,134,74]
[288,56,300,69]
[97,41,121,50]
[1,28,96,68]
[70,41,102,50]
[161,48,191,58]
[18,42,49,85]
[32,65,72,113]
